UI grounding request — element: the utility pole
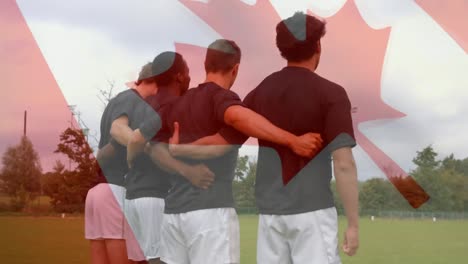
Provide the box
[23,110,27,136]
[68,105,76,129]
[67,105,77,170]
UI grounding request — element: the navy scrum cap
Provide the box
[151,51,178,77]
[137,62,153,81]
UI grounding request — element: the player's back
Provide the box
[160,82,244,214]
[124,91,172,200]
[245,66,355,214]
[98,89,141,186]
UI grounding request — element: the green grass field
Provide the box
[0,215,467,264]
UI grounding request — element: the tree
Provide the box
[460,158,468,176]
[234,155,249,181]
[410,145,441,210]
[235,161,256,208]
[439,169,466,211]
[0,136,42,211]
[409,146,468,212]
[441,154,459,171]
[412,145,440,171]
[42,128,98,213]
[359,178,389,212]
[42,161,65,210]
[97,79,116,110]
[233,156,256,209]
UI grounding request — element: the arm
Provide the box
[110,116,133,146]
[168,122,233,160]
[333,147,359,256]
[128,108,163,167]
[224,105,322,158]
[149,143,215,189]
[127,129,147,168]
[96,142,116,167]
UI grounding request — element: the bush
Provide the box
[0,201,11,212]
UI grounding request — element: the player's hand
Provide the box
[343,226,359,256]
[290,133,323,158]
[143,142,152,154]
[168,122,181,156]
[184,164,215,190]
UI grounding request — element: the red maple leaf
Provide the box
[178,0,430,208]
[416,0,467,53]
[0,0,74,169]
[1,2,146,258]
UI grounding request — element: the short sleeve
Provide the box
[212,89,245,123]
[109,92,141,124]
[243,88,256,109]
[139,105,162,141]
[218,125,249,146]
[216,89,256,145]
[323,86,356,152]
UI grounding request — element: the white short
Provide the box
[85,183,126,240]
[257,207,341,264]
[160,208,240,264]
[125,197,165,261]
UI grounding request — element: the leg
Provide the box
[133,198,165,260]
[125,198,147,262]
[105,239,134,264]
[159,214,189,264]
[257,214,291,264]
[288,208,341,264]
[187,208,240,264]
[90,240,110,264]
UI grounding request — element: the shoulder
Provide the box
[202,82,240,100]
[314,73,349,100]
[108,89,138,106]
[256,70,284,87]
[145,95,159,109]
[204,82,230,94]
[245,69,295,100]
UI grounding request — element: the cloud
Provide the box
[16,0,220,50]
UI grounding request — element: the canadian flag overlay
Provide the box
[1,0,467,260]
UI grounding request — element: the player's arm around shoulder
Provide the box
[223,105,322,158]
[126,129,147,168]
[168,122,233,160]
[149,142,215,190]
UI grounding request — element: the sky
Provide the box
[1,0,467,180]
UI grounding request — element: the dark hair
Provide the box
[205,39,241,73]
[276,12,326,62]
[152,52,186,87]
